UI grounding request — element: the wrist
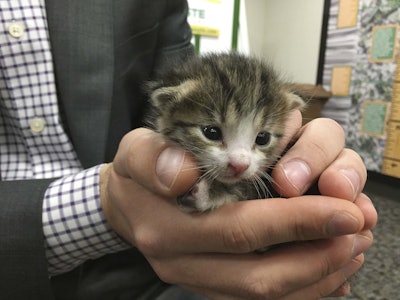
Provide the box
[43,165,130,275]
[100,163,113,222]
[99,163,133,244]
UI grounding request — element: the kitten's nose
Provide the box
[228,162,249,176]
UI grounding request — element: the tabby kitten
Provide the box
[146,52,304,212]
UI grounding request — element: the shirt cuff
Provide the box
[42,164,131,276]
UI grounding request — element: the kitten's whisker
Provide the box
[261,171,285,198]
[252,182,262,199]
[258,174,274,199]
[252,175,268,199]
[180,165,202,173]
[208,168,222,183]
[198,164,220,183]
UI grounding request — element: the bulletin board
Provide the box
[320,0,400,178]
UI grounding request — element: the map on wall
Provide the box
[321,0,400,177]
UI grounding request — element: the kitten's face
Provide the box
[153,94,289,184]
[177,99,286,184]
[147,53,304,184]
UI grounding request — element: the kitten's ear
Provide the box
[149,86,179,110]
[285,92,306,111]
[148,79,196,110]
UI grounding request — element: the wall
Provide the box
[188,0,325,84]
[188,0,236,53]
[321,0,400,176]
[244,0,325,84]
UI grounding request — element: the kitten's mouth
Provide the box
[219,173,251,184]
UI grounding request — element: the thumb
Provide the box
[113,128,199,198]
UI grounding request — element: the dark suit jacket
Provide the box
[0,1,193,299]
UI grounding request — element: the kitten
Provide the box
[146,52,305,212]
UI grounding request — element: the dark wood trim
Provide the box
[316,0,331,85]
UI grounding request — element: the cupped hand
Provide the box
[273,111,376,230]
[100,115,377,299]
[273,111,377,297]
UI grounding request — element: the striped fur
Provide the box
[146,52,304,212]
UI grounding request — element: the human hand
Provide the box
[100,122,376,299]
[272,111,377,296]
[273,111,376,231]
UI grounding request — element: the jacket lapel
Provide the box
[45,0,114,168]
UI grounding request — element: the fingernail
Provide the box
[330,280,351,297]
[156,146,185,189]
[339,169,360,201]
[342,252,364,282]
[281,160,311,193]
[341,261,361,281]
[352,234,372,257]
[327,212,361,235]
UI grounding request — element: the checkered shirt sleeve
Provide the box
[43,165,131,275]
[0,1,131,276]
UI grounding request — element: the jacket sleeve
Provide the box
[52,1,195,299]
[152,0,194,76]
[104,0,194,161]
[0,1,194,299]
[0,179,55,299]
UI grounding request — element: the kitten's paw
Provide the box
[177,188,200,212]
[177,181,214,212]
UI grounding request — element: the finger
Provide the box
[328,281,352,298]
[282,254,364,300]
[133,195,365,255]
[181,256,363,300]
[326,254,364,298]
[148,234,371,300]
[354,193,378,230]
[199,197,365,253]
[318,148,367,201]
[277,109,303,153]
[272,118,345,197]
[113,128,199,198]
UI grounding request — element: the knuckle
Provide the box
[280,118,347,182]
[308,118,345,147]
[151,260,176,284]
[324,117,344,135]
[317,252,334,279]
[222,218,258,252]
[309,117,344,138]
[314,237,353,277]
[144,253,180,285]
[342,148,365,167]
[243,273,284,300]
[134,227,164,257]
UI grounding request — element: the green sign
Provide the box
[362,101,388,136]
[370,25,397,62]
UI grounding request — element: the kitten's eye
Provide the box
[202,126,223,141]
[255,131,271,146]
